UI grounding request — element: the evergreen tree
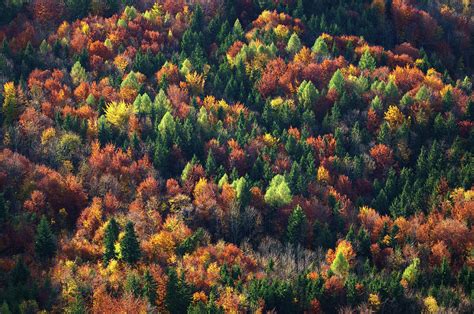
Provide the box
[329,69,344,93]
[35,216,56,261]
[359,49,376,71]
[143,269,157,306]
[120,221,141,265]
[286,205,307,245]
[286,33,302,55]
[103,218,119,265]
[165,268,191,314]
[330,251,349,279]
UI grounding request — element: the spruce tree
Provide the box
[35,216,57,261]
[286,205,307,245]
[165,268,191,314]
[103,218,119,265]
[143,269,157,306]
[120,221,141,265]
[358,49,376,71]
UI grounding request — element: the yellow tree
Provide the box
[105,101,132,130]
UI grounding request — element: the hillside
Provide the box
[0,1,473,313]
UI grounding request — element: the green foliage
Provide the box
[70,61,87,85]
[264,175,292,207]
[103,218,119,265]
[165,268,192,314]
[35,216,56,261]
[312,36,329,55]
[358,49,376,71]
[330,251,349,279]
[120,221,141,265]
[286,33,302,55]
[329,69,344,93]
[286,205,307,245]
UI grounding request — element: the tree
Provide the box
[312,36,329,55]
[328,69,344,93]
[264,175,292,207]
[286,205,307,245]
[2,82,17,125]
[120,221,141,265]
[105,101,132,130]
[70,61,87,85]
[165,268,191,314]
[297,80,318,109]
[143,269,157,306]
[286,33,302,55]
[359,49,376,71]
[402,258,419,287]
[330,251,349,280]
[35,216,56,261]
[103,218,119,265]
[158,112,176,144]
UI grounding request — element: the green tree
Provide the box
[312,36,329,55]
[120,221,141,265]
[328,69,344,93]
[286,205,307,245]
[70,61,87,85]
[297,80,318,109]
[158,112,176,144]
[103,218,119,265]
[402,258,420,286]
[330,251,349,279]
[165,268,191,314]
[143,269,157,306]
[358,49,376,71]
[264,175,292,207]
[35,216,57,261]
[286,33,302,55]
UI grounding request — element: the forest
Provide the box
[0,0,473,313]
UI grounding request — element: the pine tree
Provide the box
[120,221,141,265]
[286,205,307,245]
[35,216,57,261]
[358,49,376,71]
[143,269,157,306]
[103,218,119,265]
[331,251,349,279]
[312,36,329,55]
[286,33,302,55]
[165,268,191,314]
[329,69,344,93]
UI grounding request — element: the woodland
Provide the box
[0,0,473,313]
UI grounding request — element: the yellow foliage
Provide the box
[384,105,404,130]
[41,127,56,145]
[263,133,278,146]
[192,291,208,304]
[294,46,313,64]
[274,24,289,38]
[186,71,205,95]
[3,82,15,99]
[270,97,284,108]
[424,296,439,313]
[105,101,132,130]
[317,166,330,182]
[81,22,90,35]
[368,293,381,311]
[114,55,129,73]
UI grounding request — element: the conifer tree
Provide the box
[331,251,349,279]
[35,216,57,261]
[103,218,119,265]
[143,269,157,306]
[286,33,302,55]
[120,221,141,265]
[286,205,307,245]
[359,49,376,71]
